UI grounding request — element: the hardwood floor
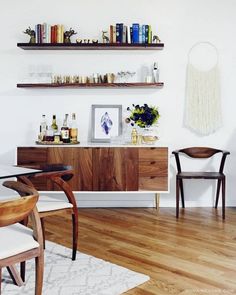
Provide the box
[43,207,236,295]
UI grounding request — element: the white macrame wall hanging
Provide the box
[185,41,222,135]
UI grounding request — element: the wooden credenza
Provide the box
[17,146,168,192]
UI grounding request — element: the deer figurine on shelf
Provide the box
[152,35,161,43]
[64,28,77,43]
[102,31,109,43]
[23,27,36,44]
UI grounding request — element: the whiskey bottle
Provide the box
[61,114,70,143]
[39,114,47,141]
[70,113,78,143]
[51,115,58,133]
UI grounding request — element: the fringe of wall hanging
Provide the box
[185,42,222,135]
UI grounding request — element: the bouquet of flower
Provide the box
[126,104,160,128]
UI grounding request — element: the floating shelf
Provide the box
[17,43,164,50]
[17,82,164,88]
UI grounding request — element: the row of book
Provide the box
[35,23,65,43]
[110,23,153,44]
[33,22,155,44]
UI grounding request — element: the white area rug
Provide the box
[2,241,149,295]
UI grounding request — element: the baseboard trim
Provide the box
[39,192,236,208]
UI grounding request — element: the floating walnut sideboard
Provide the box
[17,146,169,192]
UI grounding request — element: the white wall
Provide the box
[0,0,236,207]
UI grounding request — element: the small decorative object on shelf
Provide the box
[126,104,160,144]
[131,128,138,145]
[152,35,161,43]
[102,31,110,43]
[23,27,36,44]
[153,62,160,83]
[64,28,77,43]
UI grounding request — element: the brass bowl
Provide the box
[142,135,158,144]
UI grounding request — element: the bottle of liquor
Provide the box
[51,115,58,133]
[70,113,78,143]
[39,114,47,141]
[61,114,70,143]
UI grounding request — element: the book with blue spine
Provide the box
[130,27,133,43]
[142,25,146,43]
[119,23,123,43]
[139,26,142,43]
[145,25,149,44]
[132,23,139,44]
[116,23,120,43]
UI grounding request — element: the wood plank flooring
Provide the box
[43,208,236,295]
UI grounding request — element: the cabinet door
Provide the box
[17,147,49,190]
[48,147,92,191]
[92,148,138,191]
[139,147,168,191]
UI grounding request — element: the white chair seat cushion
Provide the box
[37,195,73,212]
[0,223,39,259]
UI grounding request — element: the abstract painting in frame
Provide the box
[91,104,122,142]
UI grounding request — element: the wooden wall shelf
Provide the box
[17,82,164,88]
[17,43,164,50]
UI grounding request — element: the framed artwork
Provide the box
[91,104,122,142]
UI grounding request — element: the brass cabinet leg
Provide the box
[155,193,160,210]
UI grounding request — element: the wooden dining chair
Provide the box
[18,164,78,261]
[0,181,44,295]
[172,147,230,219]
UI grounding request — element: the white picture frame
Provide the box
[91,104,122,142]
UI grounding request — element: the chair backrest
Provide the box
[179,147,222,158]
[1,180,43,243]
[172,147,230,173]
[0,181,38,227]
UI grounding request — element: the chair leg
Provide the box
[20,261,26,282]
[176,178,180,218]
[180,179,185,208]
[72,213,78,260]
[40,218,46,249]
[215,179,221,208]
[35,254,44,295]
[0,267,2,295]
[222,177,225,220]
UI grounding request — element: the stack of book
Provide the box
[35,23,64,43]
[110,23,153,44]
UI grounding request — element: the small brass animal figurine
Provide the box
[64,28,77,43]
[76,38,82,44]
[102,31,109,43]
[92,39,98,44]
[23,27,36,44]
[152,35,161,43]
